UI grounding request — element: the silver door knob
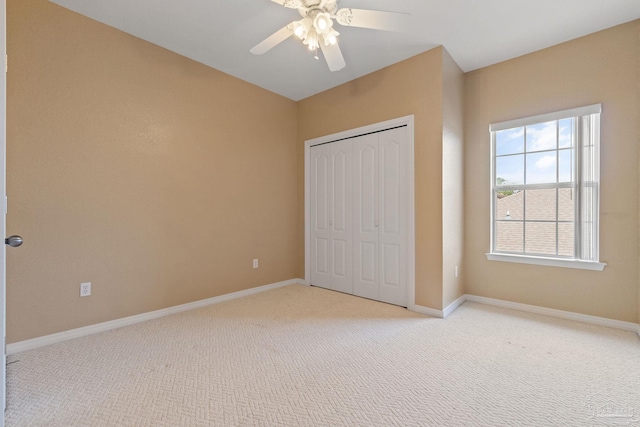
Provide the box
[5,235,23,247]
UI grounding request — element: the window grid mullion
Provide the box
[497,182,572,192]
[574,117,581,259]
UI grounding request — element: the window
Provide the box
[486,104,605,271]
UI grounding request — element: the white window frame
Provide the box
[486,104,606,271]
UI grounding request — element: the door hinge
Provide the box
[5,55,7,73]
[4,196,6,215]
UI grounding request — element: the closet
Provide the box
[309,125,409,306]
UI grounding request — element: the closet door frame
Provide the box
[304,115,415,310]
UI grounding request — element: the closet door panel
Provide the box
[353,134,379,300]
[378,127,408,306]
[360,241,377,282]
[310,145,332,290]
[329,144,352,294]
[382,243,400,286]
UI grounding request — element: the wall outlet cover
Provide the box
[80,282,91,297]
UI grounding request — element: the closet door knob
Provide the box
[374,221,379,227]
[5,235,23,247]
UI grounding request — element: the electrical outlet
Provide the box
[253,259,259,269]
[455,266,459,278]
[80,282,91,297]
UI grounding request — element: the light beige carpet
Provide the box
[5,284,640,426]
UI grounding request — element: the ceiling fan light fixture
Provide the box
[297,10,337,52]
[323,28,339,46]
[313,12,332,34]
[304,27,319,50]
[293,18,311,39]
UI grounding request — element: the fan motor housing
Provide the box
[298,0,338,17]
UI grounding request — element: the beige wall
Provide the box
[7,0,299,342]
[464,21,640,323]
[297,49,445,309]
[442,49,465,308]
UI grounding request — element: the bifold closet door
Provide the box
[353,127,408,306]
[310,141,353,294]
[352,133,379,300]
[377,127,408,306]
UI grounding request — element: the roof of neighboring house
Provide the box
[495,189,574,255]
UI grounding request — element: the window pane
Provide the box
[496,127,524,156]
[558,149,574,183]
[558,223,574,257]
[495,190,523,220]
[558,118,573,148]
[526,121,557,152]
[496,221,523,253]
[525,189,556,221]
[525,222,556,255]
[496,155,524,185]
[558,188,574,222]
[526,152,557,184]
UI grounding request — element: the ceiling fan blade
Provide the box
[320,41,346,72]
[250,25,294,55]
[270,0,305,9]
[335,8,410,32]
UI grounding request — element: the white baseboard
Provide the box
[7,278,304,355]
[409,304,443,318]
[464,294,639,334]
[410,295,467,319]
[443,294,466,319]
[410,294,639,337]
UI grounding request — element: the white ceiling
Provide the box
[49,0,640,101]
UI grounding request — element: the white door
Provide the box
[377,127,408,306]
[352,133,379,300]
[311,126,409,307]
[328,142,352,294]
[310,144,331,289]
[310,141,353,294]
[305,117,414,309]
[1,0,7,422]
[352,128,409,305]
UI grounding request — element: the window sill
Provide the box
[485,253,606,271]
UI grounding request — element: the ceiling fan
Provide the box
[250,0,409,72]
